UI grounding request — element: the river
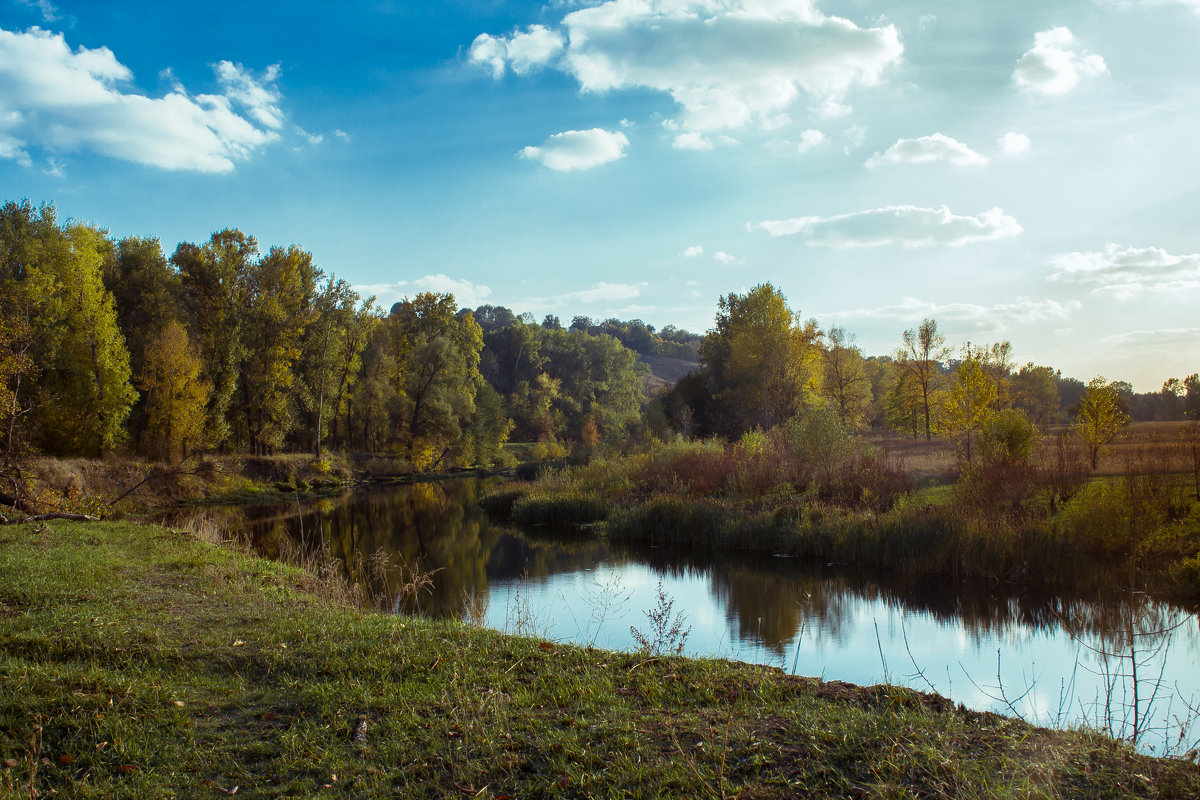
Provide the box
[171,478,1200,756]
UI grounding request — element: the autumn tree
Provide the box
[1074,376,1130,470]
[941,344,998,464]
[300,279,374,457]
[820,326,872,430]
[20,222,136,456]
[1011,363,1062,425]
[701,284,821,436]
[139,321,210,462]
[895,318,949,440]
[175,229,257,449]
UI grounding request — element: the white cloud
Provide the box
[713,250,745,265]
[672,131,737,150]
[842,123,866,154]
[353,275,493,310]
[519,128,629,171]
[16,0,61,23]
[751,205,1023,248]
[214,60,283,129]
[473,0,902,133]
[998,132,1031,156]
[828,296,1080,328]
[865,133,988,167]
[469,24,565,78]
[0,133,32,166]
[1013,27,1107,95]
[681,245,704,258]
[796,128,828,152]
[673,131,713,151]
[528,282,645,308]
[1049,244,1200,297]
[0,26,284,172]
[333,129,351,142]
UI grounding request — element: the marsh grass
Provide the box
[3,521,1198,798]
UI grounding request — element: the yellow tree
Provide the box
[895,318,949,441]
[139,321,210,462]
[1075,376,1130,470]
[820,325,872,430]
[701,283,821,436]
[941,345,998,464]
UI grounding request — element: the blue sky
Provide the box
[2,0,1199,390]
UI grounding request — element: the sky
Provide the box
[2,0,1199,391]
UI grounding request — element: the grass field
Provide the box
[3,520,1199,798]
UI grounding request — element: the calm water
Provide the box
[176,479,1200,755]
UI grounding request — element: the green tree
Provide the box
[300,279,372,457]
[22,223,137,456]
[701,284,821,436]
[139,321,210,462]
[175,229,257,449]
[1011,363,1062,425]
[1074,376,1130,470]
[895,318,948,440]
[235,245,320,454]
[941,345,998,464]
[387,293,486,469]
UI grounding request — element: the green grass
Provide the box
[2,521,1199,798]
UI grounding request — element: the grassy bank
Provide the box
[3,522,1199,798]
[485,438,1200,597]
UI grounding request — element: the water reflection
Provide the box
[174,480,1200,754]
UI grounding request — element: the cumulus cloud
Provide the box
[865,133,988,167]
[672,131,714,151]
[520,128,629,170]
[0,26,284,172]
[353,275,493,310]
[796,128,828,152]
[681,245,704,258]
[841,123,866,154]
[1013,27,1107,95]
[472,0,902,133]
[998,132,1031,156]
[1049,244,1200,297]
[713,250,745,265]
[828,296,1081,329]
[469,24,565,78]
[751,205,1023,248]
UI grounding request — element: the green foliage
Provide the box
[23,223,137,455]
[701,283,822,436]
[895,317,949,440]
[979,409,1040,465]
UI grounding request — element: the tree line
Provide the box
[2,200,1196,475]
[0,201,652,472]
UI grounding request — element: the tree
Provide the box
[235,245,319,454]
[139,321,210,462]
[820,326,872,430]
[941,344,998,464]
[701,284,821,436]
[23,223,136,456]
[1012,363,1062,425]
[386,293,487,469]
[301,279,370,457]
[175,229,257,449]
[1075,376,1130,470]
[895,318,949,440]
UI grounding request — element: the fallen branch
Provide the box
[1,512,101,524]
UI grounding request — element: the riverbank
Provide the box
[2,520,1198,798]
[483,440,1200,599]
[6,453,521,519]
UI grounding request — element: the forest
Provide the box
[1,198,1198,482]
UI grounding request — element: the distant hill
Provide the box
[639,353,700,392]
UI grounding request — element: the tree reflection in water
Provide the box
[176,479,1200,753]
